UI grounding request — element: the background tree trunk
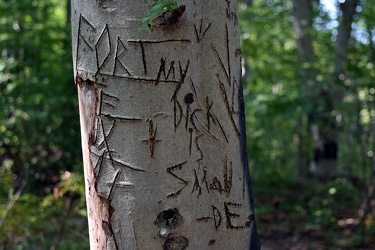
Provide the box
[292,0,358,180]
[71,1,259,249]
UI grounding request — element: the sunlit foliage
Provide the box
[240,0,375,247]
[0,0,87,248]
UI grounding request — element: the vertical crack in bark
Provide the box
[102,220,119,250]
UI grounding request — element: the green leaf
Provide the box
[142,1,179,29]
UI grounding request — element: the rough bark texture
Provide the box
[71,1,259,249]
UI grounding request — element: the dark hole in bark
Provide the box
[208,239,215,245]
[184,93,194,104]
[163,209,177,220]
[155,208,182,228]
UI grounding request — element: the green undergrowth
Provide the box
[0,172,89,250]
[253,175,375,249]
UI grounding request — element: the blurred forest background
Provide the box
[1,0,375,249]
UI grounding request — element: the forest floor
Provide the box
[252,177,375,250]
[260,231,375,250]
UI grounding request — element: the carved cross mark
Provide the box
[142,119,161,157]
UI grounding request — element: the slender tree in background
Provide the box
[71,0,259,249]
[292,0,359,179]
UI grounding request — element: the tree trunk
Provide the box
[71,1,259,249]
[292,0,358,180]
[293,0,333,179]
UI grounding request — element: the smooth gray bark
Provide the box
[71,0,259,249]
